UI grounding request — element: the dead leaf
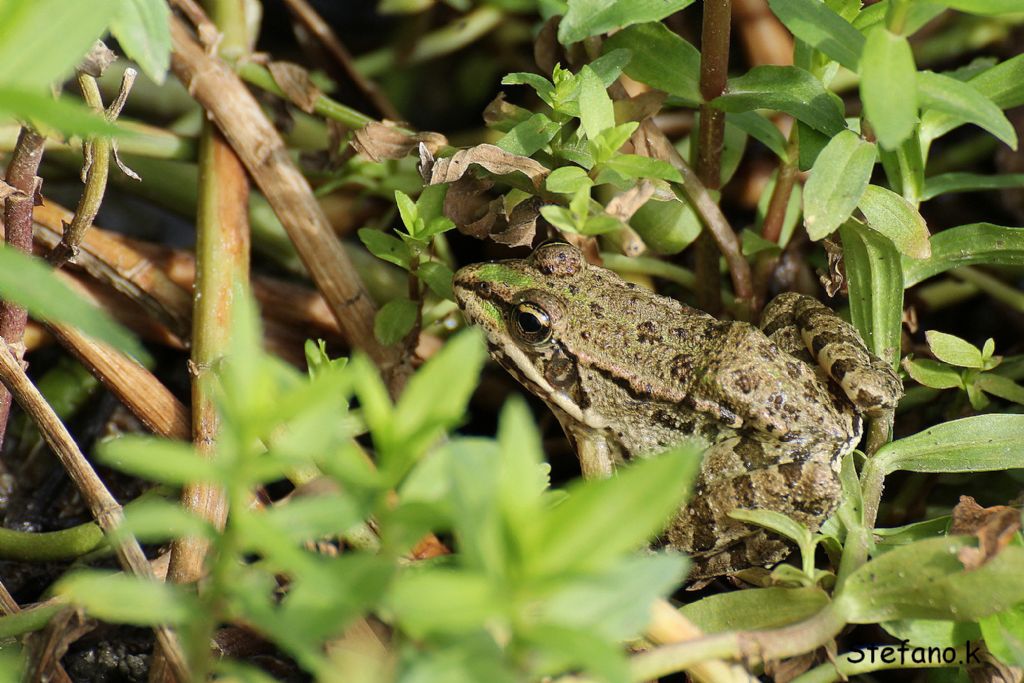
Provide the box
[968,641,1023,683]
[951,495,1022,570]
[79,40,116,77]
[606,180,657,222]
[426,143,549,188]
[351,121,447,163]
[613,91,668,125]
[267,61,321,114]
[764,651,817,683]
[533,16,562,77]
[492,196,543,248]
[819,238,845,297]
[482,92,533,132]
[0,179,22,201]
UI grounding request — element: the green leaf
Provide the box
[577,66,615,140]
[839,221,903,366]
[531,444,700,574]
[417,261,455,301]
[968,53,1024,110]
[110,0,172,84]
[358,228,412,269]
[497,113,561,156]
[113,498,216,544]
[901,223,1024,287]
[741,229,782,258]
[416,183,448,223]
[873,414,1024,475]
[600,155,682,183]
[727,111,788,160]
[860,28,918,150]
[525,624,628,683]
[803,130,876,240]
[840,538,1024,622]
[97,436,218,485]
[767,0,864,71]
[902,358,963,390]
[0,0,118,89]
[374,297,418,345]
[922,172,1024,200]
[501,72,555,105]
[262,494,364,543]
[926,331,983,368]
[587,48,633,86]
[394,190,418,234]
[0,245,147,361]
[980,605,1024,666]
[590,122,639,163]
[391,329,487,464]
[0,87,124,138]
[540,205,580,233]
[729,509,813,549]
[558,0,696,45]
[975,374,1024,405]
[858,185,930,259]
[917,71,1018,149]
[546,166,594,194]
[629,196,702,255]
[496,397,549,521]
[713,66,846,136]
[938,0,1024,15]
[603,22,701,105]
[682,587,829,634]
[388,568,496,637]
[56,570,196,626]
[582,214,624,235]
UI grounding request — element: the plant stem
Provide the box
[0,121,195,161]
[760,134,799,245]
[353,6,504,78]
[695,0,733,316]
[235,61,377,129]
[0,126,46,448]
[951,266,1024,312]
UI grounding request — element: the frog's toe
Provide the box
[685,532,792,581]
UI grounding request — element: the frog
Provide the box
[452,241,903,580]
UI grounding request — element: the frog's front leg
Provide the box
[761,292,903,414]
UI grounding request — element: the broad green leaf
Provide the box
[926,331,983,368]
[629,196,702,255]
[540,205,579,233]
[56,571,196,626]
[539,554,687,642]
[587,48,632,86]
[577,66,615,140]
[531,444,699,574]
[840,538,1024,622]
[110,0,171,84]
[980,605,1024,666]
[501,72,554,104]
[902,358,962,390]
[852,0,946,35]
[858,184,930,259]
[882,619,981,648]
[358,228,412,269]
[496,397,549,524]
[922,172,1024,200]
[939,0,1024,15]
[713,66,847,136]
[373,297,417,345]
[741,229,782,258]
[0,245,147,361]
[729,509,813,549]
[582,214,623,235]
[682,587,829,634]
[0,0,118,89]
[262,494,363,542]
[388,568,496,637]
[768,0,864,71]
[860,28,917,150]
[872,414,1024,475]
[603,22,701,105]
[901,223,1024,287]
[558,0,696,45]
[0,87,124,138]
[497,113,561,156]
[392,328,487,458]
[918,71,1017,149]
[98,436,218,485]
[839,221,903,366]
[727,111,788,160]
[417,261,455,301]
[546,166,594,194]
[416,183,449,222]
[525,625,628,683]
[803,130,876,240]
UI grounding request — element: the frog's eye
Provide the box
[511,302,552,344]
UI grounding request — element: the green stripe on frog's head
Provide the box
[473,263,535,288]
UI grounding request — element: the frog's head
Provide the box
[453,242,596,421]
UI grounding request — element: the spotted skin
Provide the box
[453,243,903,580]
